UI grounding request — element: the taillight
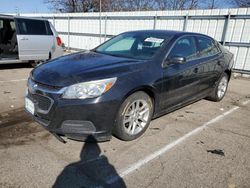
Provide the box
[56,37,62,46]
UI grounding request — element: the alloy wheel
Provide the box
[217,76,228,99]
[123,100,150,136]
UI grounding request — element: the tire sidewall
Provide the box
[114,91,153,141]
[215,73,229,101]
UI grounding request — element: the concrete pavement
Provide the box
[0,64,250,188]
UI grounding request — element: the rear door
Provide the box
[160,35,200,109]
[195,36,223,93]
[15,18,54,61]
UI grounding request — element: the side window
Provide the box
[197,36,220,58]
[17,19,48,35]
[168,36,198,61]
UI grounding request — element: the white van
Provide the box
[0,15,63,65]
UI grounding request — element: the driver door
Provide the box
[160,36,201,110]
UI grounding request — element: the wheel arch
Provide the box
[224,69,232,81]
[122,85,158,116]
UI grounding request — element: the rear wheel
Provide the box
[113,91,153,141]
[29,60,38,67]
[29,60,45,68]
[207,73,229,102]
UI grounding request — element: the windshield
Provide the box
[95,32,170,60]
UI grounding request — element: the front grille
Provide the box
[31,79,62,91]
[30,93,52,111]
[27,78,58,114]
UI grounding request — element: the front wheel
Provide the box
[113,91,153,141]
[207,73,229,102]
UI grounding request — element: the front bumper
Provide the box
[26,79,121,142]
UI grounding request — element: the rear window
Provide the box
[17,19,52,35]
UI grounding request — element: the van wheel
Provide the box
[30,61,44,67]
[113,91,153,141]
[207,73,229,102]
[29,61,39,67]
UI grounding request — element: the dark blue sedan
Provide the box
[25,30,234,142]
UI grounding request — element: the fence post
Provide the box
[99,6,102,44]
[183,14,188,31]
[104,15,107,41]
[53,16,55,26]
[153,14,157,29]
[67,16,70,51]
[222,12,231,46]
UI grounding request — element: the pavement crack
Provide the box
[213,127,250,139]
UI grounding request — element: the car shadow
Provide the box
[53,136,126,188]
[0,63,32,70]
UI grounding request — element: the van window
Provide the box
[17,19,49,35]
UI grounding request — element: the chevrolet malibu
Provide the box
[25,30,233,142]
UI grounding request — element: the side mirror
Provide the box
[162,56,186,68]
[169,56,186,64]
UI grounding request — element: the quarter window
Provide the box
[168,36,198,61]
[197,36,220,58]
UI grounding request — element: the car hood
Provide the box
[32,50,145,87]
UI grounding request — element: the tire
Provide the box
[113,91,153,141]
[207,73,229,102]
[30,60,46,68]
[29,61,38,68]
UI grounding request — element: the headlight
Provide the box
[62,77,117,99]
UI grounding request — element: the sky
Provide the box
[0,0,238,14]
[0,0,50,14]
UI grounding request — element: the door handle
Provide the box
[20,37,28,41]
[193,67,198,73]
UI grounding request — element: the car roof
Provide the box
[123,29,213,39]
[0,14,14,19]
[0,14,48,21]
